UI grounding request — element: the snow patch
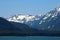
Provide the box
[43,14,51,20]
[57,7,60,11]
[48,26,50,29]
[39,21,42,24]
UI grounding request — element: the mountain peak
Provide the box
[56,6,60,12]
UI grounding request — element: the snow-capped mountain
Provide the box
[38,7,60,30]
[7,7,60,30]
[39,7,60,24]
[7,14,43,29]
[39,7,59,24]
[7,14,43,23]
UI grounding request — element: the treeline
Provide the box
[0,30,60,36]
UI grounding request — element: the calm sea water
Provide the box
[0,36,60,40]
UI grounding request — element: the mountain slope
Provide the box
[0,17,19,31]
[38,7,60,30]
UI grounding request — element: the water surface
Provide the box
[0,36,60,40]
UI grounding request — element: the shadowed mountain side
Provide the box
[0,17,39,36]
[0,17,21,31]
[10,22,38,32]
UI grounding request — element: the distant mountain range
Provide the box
[0,7,60,36]
[7,7,60,30]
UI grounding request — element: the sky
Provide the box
[0,0,60,18]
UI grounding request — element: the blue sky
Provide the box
[0,0,60,18]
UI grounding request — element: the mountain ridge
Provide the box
[7,7,60,30]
